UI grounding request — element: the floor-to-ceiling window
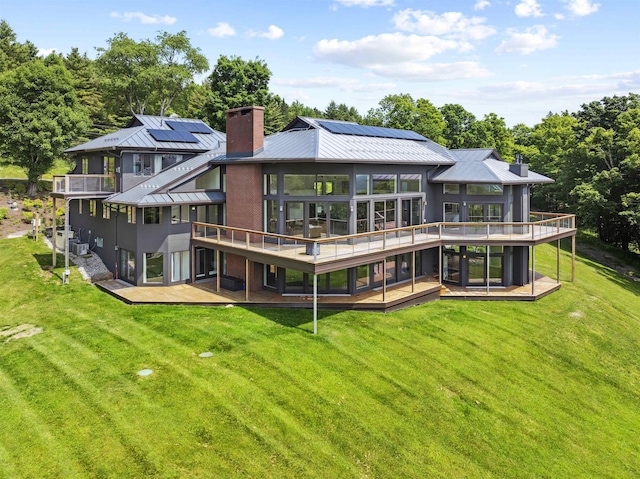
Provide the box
[143,252,164,284]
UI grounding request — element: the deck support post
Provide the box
[411,251,415,293]
[191,242,195,285]
[486,246,490,296]
[382,258,387,303]
[313,274,318,335]
[216,249,220,292]
[52,197,57,268]
[531,245,535,295]
[438,244,442,285]
[557,239,561,283]
[63,198,71,284]
[571,235,576,282]
[245,259,250,302]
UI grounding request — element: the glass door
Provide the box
[285,202,304,237]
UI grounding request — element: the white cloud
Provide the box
[273,76,395,92]
[393,9,496,41]
[314,33,460,67]
[564,0,600,16]
[496,25,559,55]
[554,13,565,20]
[474,1,491,11]
[333,0,394,7]
[110,11,177,25]
[207,22,236,38]
[259,25,284,40]
[37,48,57,57]
[367,61,492,81]
[515,0,544,18]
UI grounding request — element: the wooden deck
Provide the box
[96,272,559,311]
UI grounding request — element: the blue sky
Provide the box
[1,0,638,126]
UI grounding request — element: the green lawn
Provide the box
[0,238,638,478]
[0,158,71,180]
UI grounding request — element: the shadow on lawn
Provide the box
[247,306,341,332]
[32,253,66,282]
[557,239,640,295]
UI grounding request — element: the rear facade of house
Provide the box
[53,106,575,303]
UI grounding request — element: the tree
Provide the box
[96,31,208,116]
[0,56,89,195]
[439,103,477,149]
[201,55,272,131]
[364,93,445,142]
[0,20,37,73]
[478,113,514,159]
[64,48,116,139]
[324,101,362,123]
[283,100,323,122]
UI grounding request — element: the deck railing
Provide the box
[192,213,576,262]
[52,175,116,195]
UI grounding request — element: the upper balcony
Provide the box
[191,212,576,274]
[51,175,116,199]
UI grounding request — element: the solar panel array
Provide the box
[147,129,199,143]
[316,120,428,141]
[165,120,213,134]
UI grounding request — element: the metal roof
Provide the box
[212,117,456,166]
[65,115,225,154]
[105,150,226,206]
[430,149,553,184]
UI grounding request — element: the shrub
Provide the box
[12,182,26,196]
[22,199,34,211]
[22,211,34,223]
[0,207,8,223]
[32,199,44,210]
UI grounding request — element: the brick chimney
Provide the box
[225,106,265,157]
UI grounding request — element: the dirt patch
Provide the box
[1,324,43,343]
[577,243,639,282]
[0,186,55,239]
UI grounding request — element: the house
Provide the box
[53,106,576,313]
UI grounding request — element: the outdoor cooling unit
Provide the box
[72,243,89,256]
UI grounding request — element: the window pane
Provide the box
[372,174,396,194]
[356,175,369,195]
[317,175,349,196]
[143,207,162,224]
[144,253,163,284]
[469,204,484,222]
[466,184,503,195]
[195,167,221,190]
[329,202,348,236]
[356,265,370,289]
[284,175,316,195]
[443,184,459,194]
[400,174,421,192]
[356,201,369,233]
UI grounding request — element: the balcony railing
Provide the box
[52,175,116,196]
[192,213,576,264]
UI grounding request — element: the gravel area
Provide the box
[43,236,113,282]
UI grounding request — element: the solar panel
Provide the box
[148,129,199,143]
[165,120,213,134]
[316,120,427,141]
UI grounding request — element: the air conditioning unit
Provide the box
[72,243,89,255]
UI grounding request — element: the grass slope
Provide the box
[0,238,638,478]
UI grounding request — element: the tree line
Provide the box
[0,22,638,250]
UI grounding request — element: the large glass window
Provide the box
[329,202,348,235]
[264,264,278,289]
[143,207,162,224]
[466,184,503,195]
[171,251,190,282]
[81,156,88,174]
[487,204,503,222]
[171,205,190,224]
[127,206,136,224]
[356,264,370,290]
[119,248,135,283]
[372,174,396,194]
[89,200,96,217]
[264,200,278,233]
[143,252,163,284]
[264,174,278,195]
[444,203,460,222]
[308,202,327,238]
[400,174,421,193]
[374,200,396,230]
[443,184,459,194]
[133,154,153,176]
[316,175,349,196]
[356,202,369,233]
[356,175,369,195]
[285,202,304,236]
[469,204,484,222]
[195,167,221,190]
[284,175,316,196]
[469,204,503,222]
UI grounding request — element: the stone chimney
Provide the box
[225,106,265,157]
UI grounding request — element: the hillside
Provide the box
[0,237,638,478]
